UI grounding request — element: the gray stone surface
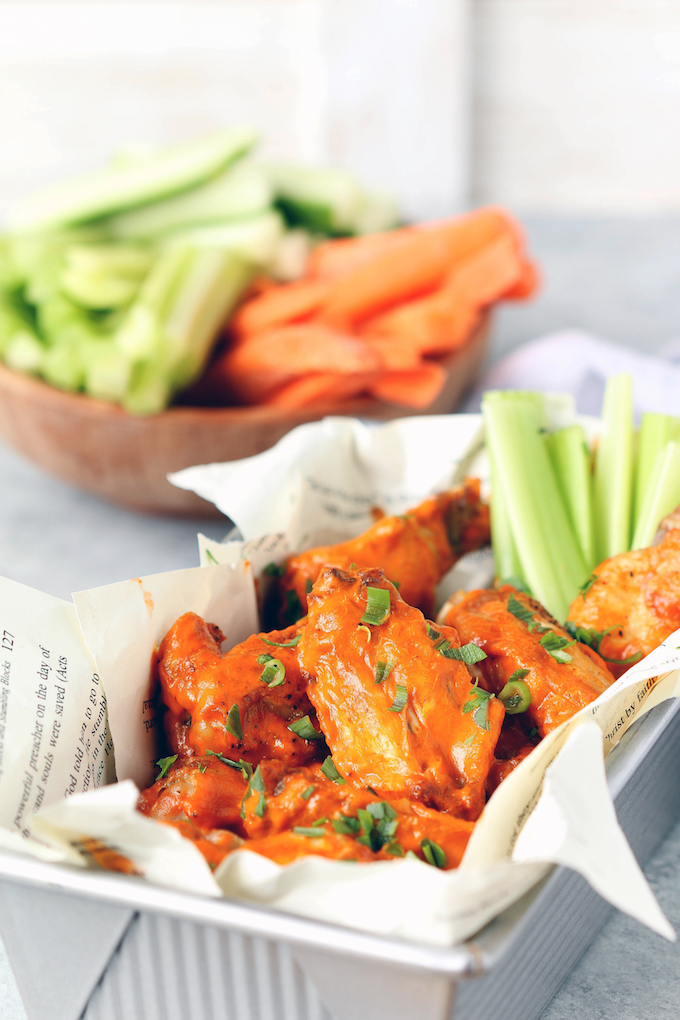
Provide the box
[1,216,680,1018]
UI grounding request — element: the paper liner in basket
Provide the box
[0,412,677,946]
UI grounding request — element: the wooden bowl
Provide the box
[0,312,490,516]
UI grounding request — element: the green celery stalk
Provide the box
[546,425,595,570]
[3,331,44,373]
[164,211,284,268]
[41,339,85,391]
[593,373,635,561]
[631,441,680,549]
[483,391,587,621]
[106,163,271,240]
[633,412,680,526]
[488,454,523,584]
[10,127,258,230]
[264,163,367,235]
[83,341,132,402]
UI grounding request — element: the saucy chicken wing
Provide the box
[275,477,490,626]
[300,566,504,819]
[444,586,613,737]
[158,612,321,766]
[567,525,680,677]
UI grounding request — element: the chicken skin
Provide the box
[300,566,504,819]
[139,756,473,869]
[567,526,680,677]
[275,477,490,626]
[158,613,321,766]
[444,586,613,737]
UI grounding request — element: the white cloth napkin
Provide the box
[464,330,680,417]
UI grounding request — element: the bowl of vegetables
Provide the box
[0,130,537,515]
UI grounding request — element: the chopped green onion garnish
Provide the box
[577,574,598,599]
[301,785,315,801]
[421,839,447,869]
[426,623,440,640]
[260,657,285,687]
[462,732,476,746]
[374,660,394,685]
[284,589,304,624]
[539,631,575,663]
[357,624,372,640]
[204,549,219,565]
[156,754,177,779]
[288,715,323,740]
[293,826,326,838]
[385,841,405,857]
[388,683,408,712]
[305,578,314,594]
[257,653,273,665]
[254,793,266,818]
[462,683,495,731]
[263,562,285,577]
[311,817,328,827]
[225,703,243,740]
[241,764,266,819]
[332,815,361,835]
[440,641,487,665]
[390,579,401,590]
[565,622,643,666]
[206,750,252,778]
[198,763,208,774]
[499,678,532,714]
[261,634,301,648]
[360,586,391,626]
[507,593,536,626]
[321,756,346,784]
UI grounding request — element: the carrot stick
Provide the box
[222,325,381,403]
[502,260,540,300]
[263,371,377,408]
[307,230,414,280]
[231,279,330,338]
[369,363,447,408]
[318,208,517,328]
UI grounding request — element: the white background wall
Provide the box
[0,0,470,225]
[474,1,680,213]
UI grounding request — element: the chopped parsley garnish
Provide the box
[462,732,476,746]
[426,623,440,640]
[259,657,285,687]
[462,682,495,731]
[288,715,323,740]
[439,641,487,665]
[263,562,285,577]
[355,801,399,851]
[261,634,301,648]
[204,549,219,565]
[539,631,575,663]
[206,750,252,779]
[507,593,539,628]
[320,756,346,784]
[332,815,361,835]
[508,668,530,683]
[241,764,266,819]
[564,622,642,666]
[360,586,391,626]
[421,838,447,869]
[156,754,177,779]
[578,573,597,599]
[388,683,408,712]
[284,589,304,624]
[293,826,326,838]
[301,785,315,801]
[374,660,394,685]
[225,703,243,740]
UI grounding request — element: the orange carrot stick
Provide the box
[231,279,331,339]
[369,363,447,409]
[307,230,414,280]
[502,259,540,300]
[263,372,377,409]
[318,208,517,329]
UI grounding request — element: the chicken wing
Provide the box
[274,477,490,626]
[444,586,613,737]
[158,612,321,766]
[567,526,680,677]
[300,566,504,819]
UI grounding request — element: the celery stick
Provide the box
[483,392,587,620]
[631,441,680,549]
[106,163,271,240]
[489,455,523,584]
[41,340,85,391]
[264,163,366,235]
[83,342,132,402]
[115,246,193,360]
[0,295,36,356]
[10,127,258,230]
[165,211,284,267]
[123,360,172,416]
[593,373,634,561]
[354,190,400,235]
[546,425,595,570]
[634,413,680,524]
[3,331,44,373]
